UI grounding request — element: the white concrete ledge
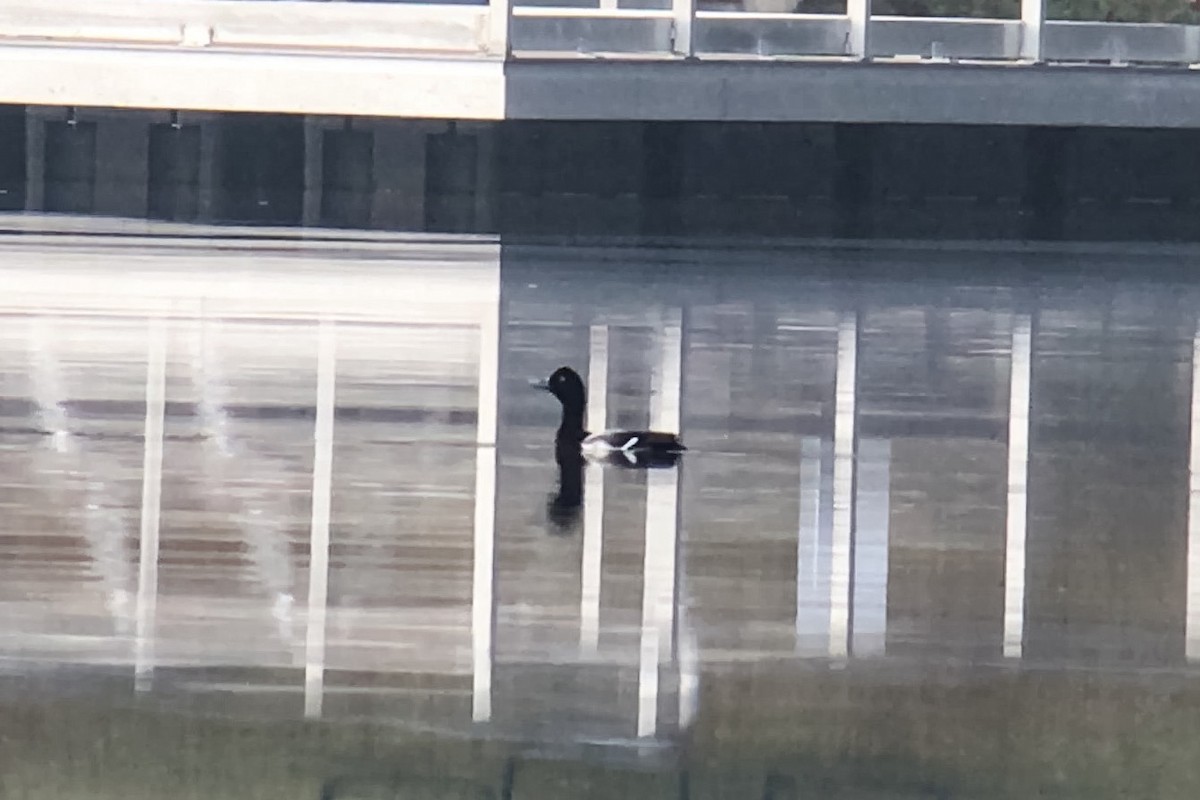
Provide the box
[0,0,490,54]
[0,42,505,119]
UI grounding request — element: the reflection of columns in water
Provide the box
[580,323,609,656]
[1187,317,1200,662]
[1004,313,1032,659]
[27,319,70,455]
[304,321,337,718]
[135,316,168,692]
[796,437,832,655]
[194,321,234,458]
[192,321,295,645]
[852,439,890,657]
[829,311,859,658]
[28,318,133,629]
[85,483,134,634]
[472,292,501,723]
[805,310,888,660]
[796,430,890,658]
[638,309,683,739]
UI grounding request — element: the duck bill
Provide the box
[529,378,551,392]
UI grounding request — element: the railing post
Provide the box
[672,0,695,58]
[1020,0,1044,62]
[304,320,337,719]
[488,0,512,56]
[1003,313,1032,659]
[579,324,609,656]
[471,270,501,724]
[828,310,859,658]
[1189,313,1200,662]
[637,309,683,739]
[135,315,167,693]
[846,0,871,60]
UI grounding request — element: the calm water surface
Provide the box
[2,219,1200,798]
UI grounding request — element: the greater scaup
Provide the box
[534,366,686,468]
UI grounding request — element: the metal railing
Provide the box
[502,0,1200,62]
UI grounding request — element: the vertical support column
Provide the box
[148,118,203,223]
[426,124,479,234]
[472,277,501,723]
[302,117,324,228]
[638,309,683,739]
[135,316,167,692]
[580,323,609,656]
[304,321,337,719]
[846,0,872,60]
[488,0,512,56]
[42,115,97,215]
[321,125,376,230]
[1020,0,1045,62]
[371,121,429,231]
[24,110,44,212]
[834,125,874,239]
[640,123,685,236]
[1186,316,1200,662]
[94,113,150,218]
[196,117,218,223]
[472,123,498,234]
[829,311,859,658]
[672,0,695,57]
[1004,313,1032,659]
[0,105,27,211]
[1023,127,1073,241]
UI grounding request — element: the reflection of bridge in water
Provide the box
[4,227,1200,759]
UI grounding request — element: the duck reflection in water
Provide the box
[535,366,686,532]
[547,442,586,533]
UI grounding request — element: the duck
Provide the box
[534,366,686,468]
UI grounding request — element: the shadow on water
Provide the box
[7,222,1200,797]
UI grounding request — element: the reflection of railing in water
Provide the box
[0,268,694,747]
[192,323,299,651]
[8,242,1200,753]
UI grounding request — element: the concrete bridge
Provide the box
[4,0,1200,127]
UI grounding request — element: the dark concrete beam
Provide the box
[506,60,1200,128]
